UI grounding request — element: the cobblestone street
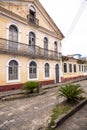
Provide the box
[0,87,60,130]
[0,80,87,130]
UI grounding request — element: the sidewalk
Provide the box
[0,78,86,99]
[0,83,61,98]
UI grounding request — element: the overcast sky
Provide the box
[39,0,87,57]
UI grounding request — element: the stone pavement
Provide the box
[56,104,87,130]
[0,87,64,130]
[0,80,87,130]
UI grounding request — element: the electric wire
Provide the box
[66,0,87,37]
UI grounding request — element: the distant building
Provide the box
[62,55,87,82]
[67,54,82,59]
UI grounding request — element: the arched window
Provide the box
[45,63,49,77]
[44,37,48,56]
[9,25,18,50]
[29,32,35,46]
[29,32,35,52]
[54,41,58,52]
[29,6,36,17]
[29,6,36,23]
[8,60,18,80]
[54,41,58,57]
[9,25,18,42]
[29,61,37,79]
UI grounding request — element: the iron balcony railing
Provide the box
[27,15,39,26]
[0,38,62,60]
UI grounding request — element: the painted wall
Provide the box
[0,54,60,86]
[62,59,85,79]
[0,16,61,51]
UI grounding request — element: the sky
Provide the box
[39,0,87,57]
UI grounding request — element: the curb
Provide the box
[0,79,86,98]
[42,78,87,90]
[0,91,47,101]
[51,99,87,129]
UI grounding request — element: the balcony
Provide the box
[0,38,62,61]
[27,15,39,27]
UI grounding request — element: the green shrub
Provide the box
[59,84,84,102]
[22,81,39,93]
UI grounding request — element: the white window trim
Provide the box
[6,58,21,83]
[28,4,37,12]
[43,36,50,50]
[28,60,39,81]
[27,30,38,46]
[43,62,51,80]
[6,22,21,51]
[6,22,21,42]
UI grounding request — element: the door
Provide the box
[55,64,59,83]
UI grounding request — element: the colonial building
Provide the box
[0,0,64,91]
[62,55,87,82]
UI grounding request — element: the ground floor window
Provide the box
[74,64,76,72]
[64,63,67,73]
[79,64,81,72]
[45,63,50,77]
[8,60,18,80]
[29,61,37,79]
[69,63,72,72]
[84,65,87,73]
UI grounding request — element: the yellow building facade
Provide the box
[62,56,87,82]
[0,0,64,91]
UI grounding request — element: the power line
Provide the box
[66,0,87,37]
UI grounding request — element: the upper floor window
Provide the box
[44,37,48,56]
[54,41,58,57]
[29,61,37,79]
[64,63,67,73]
[29,32,36,52]
[29,32,35,46]
[69,64,72,72]
[54,41,58,52]
[29,6,36,24]
[29,6,36,17]
[45,63,50,77]
[9,25,18,50]
[27,5,39,26]
[8,60,18,80]
[74,64,76,72]
[9,25,18,42]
